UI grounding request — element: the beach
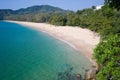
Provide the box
[7,21,100,67]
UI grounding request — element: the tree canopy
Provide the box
[105,0,120,10]
[94,35,120,80]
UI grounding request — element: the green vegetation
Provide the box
[105,0,120,10]
[94,35,120,80]
[49,13,67,26]
[93,1,120,79]
[0,2,120,79]
[0,5,72,22]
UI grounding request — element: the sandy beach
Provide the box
[7,21,100,67]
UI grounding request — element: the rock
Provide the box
[76,74,82,80]
[85,68,97,80]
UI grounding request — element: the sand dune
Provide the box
[7,21,100,68]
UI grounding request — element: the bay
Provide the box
[0,21,92,80]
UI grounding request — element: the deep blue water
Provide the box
[0,21,92,80]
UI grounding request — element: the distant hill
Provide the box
[0,5,72,20]
[14,5,68,14]
[0,9,14,19]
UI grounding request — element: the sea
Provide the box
[0,21,92,80]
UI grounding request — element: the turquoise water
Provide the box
[0,21,92,80]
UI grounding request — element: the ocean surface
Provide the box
[0,21,92,80]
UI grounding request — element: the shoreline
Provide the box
[6,20,100,68]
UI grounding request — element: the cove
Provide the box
[0,21,92,80]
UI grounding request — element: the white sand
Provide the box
[7,21,100,67]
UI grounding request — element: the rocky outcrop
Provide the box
[85,68,98,80]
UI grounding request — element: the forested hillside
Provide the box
[0,5,72,22]
[93,0,120,79]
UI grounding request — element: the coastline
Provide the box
[6,20,100,68]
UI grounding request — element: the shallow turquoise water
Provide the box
[0,21,92,80]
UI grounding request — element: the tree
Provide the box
[49,14,67,26]
[92,6,96,9]
[66,14,81,26]
[105,0,120,10]
[94,35,120,80]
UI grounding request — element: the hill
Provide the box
[0,5,72,20]
[14,5,68,14]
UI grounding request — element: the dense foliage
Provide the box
[105,0,120,10]
[94,35,120,80]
